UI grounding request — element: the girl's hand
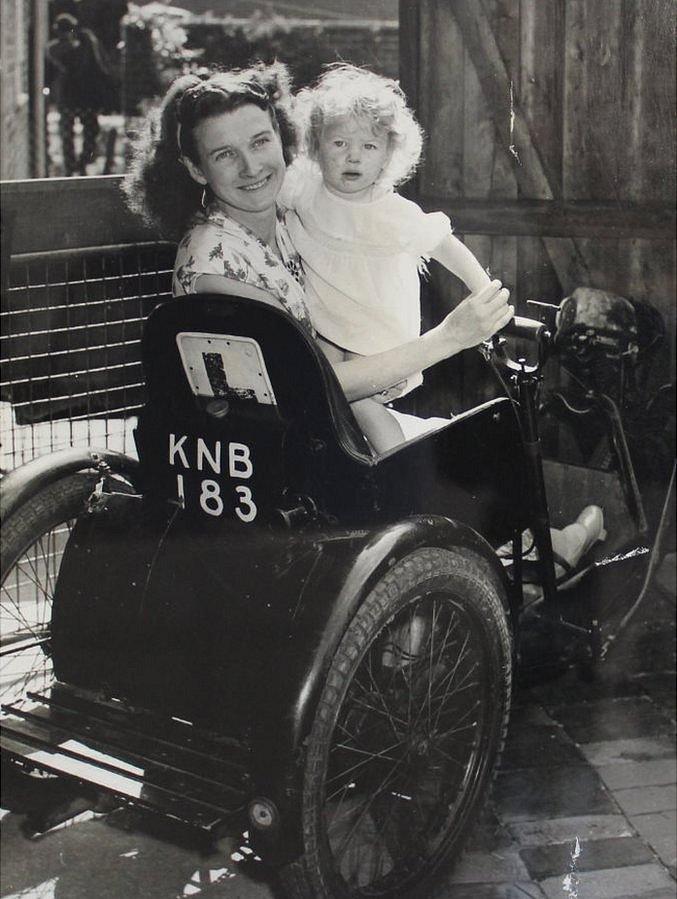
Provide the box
[436,280,513,353]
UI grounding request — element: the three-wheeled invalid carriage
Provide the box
[0,292,671,898]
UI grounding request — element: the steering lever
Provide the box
[489,316,552,373]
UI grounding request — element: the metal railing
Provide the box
[1,239,174,472]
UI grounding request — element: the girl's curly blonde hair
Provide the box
[296,64,423,188]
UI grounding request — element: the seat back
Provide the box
[135,294,371,523]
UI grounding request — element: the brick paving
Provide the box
[1,567,674,898]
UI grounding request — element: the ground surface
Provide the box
[1,554,675,899]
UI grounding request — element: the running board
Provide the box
[0,684,251,833]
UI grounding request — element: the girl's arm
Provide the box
[431,233,492,294]
[192,273,512,402]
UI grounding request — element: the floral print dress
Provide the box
[173,205,315,336]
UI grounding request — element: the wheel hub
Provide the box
[410,734,431,756]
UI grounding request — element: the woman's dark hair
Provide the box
[122,62,297,241]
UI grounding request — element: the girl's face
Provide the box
[184,104,286,221]
[316,115,392,201]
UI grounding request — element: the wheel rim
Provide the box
[0,520,75,706]
[322,593,494,895]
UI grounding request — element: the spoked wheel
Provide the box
[283,547,512,899]
[0,474,99,707]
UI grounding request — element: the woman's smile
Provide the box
[239,173,273,191]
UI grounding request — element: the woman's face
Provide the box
[185,104,286,220]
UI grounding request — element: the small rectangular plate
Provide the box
[176,332,277,405]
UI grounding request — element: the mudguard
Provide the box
[248,513,513,864]
[0,447,140,523]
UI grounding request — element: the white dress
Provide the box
[281,160,452,393]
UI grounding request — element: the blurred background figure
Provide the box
[47,11,112,175]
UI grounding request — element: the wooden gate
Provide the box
[400,0,675,408]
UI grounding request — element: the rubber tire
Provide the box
[281,546,513,899]
[1,473,105,704]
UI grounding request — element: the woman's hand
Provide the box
[435,280,513,354]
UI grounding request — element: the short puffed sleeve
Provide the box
[173,220,256,297]
[381,194,452,258]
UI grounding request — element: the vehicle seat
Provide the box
[139,294,372,465]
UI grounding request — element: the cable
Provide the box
[487,354,527,445]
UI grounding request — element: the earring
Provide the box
[201,187,208,210]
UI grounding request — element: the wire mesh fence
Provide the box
[1,241,175,472]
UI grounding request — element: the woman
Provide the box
[123,63,514,420]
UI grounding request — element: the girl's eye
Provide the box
[253,136,270,148]
[365,143,378,151]
[333,140,346,148]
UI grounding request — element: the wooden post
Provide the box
[31,0,49,178]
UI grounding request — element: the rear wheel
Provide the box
[283,547,512,899]
[1,474,99,707]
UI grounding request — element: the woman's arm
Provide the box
[431,233,492,294]
[193,273,286,309]
[191,273,512,402]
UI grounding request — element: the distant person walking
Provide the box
[47,12,111,175]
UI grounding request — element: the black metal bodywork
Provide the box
[30,295,523,861]
[1,294,666,866]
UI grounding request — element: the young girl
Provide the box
[281,64,495,452]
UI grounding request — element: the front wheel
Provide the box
[283,547,512,899]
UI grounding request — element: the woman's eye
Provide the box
[253,136,270,148]
[215,149,235,161]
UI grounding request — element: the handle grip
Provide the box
[501,315,550,343]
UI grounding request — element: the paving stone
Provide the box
[509,815,634,846]
[550,697,675,744]
[540,863,677,899]
[612,784,677,816]
[446,849,530,883]
[501,724,586,770]
[579,737,676,767]
[429,882,546,898]
[495,766,615,822]
[630,810,677,868]
[519,836,654,879]
[598,759,676,790]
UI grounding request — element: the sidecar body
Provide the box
[1,294,526,878]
